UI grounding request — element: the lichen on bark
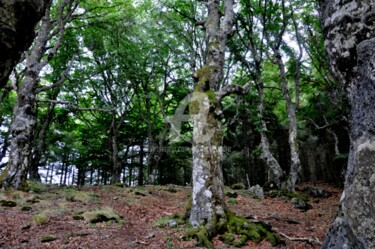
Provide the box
[320,0,375,247]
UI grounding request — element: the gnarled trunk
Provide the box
[320,0,375,248]
[189,0,235,227]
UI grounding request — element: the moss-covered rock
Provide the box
[81,206,123,224]
[230,183,246,190]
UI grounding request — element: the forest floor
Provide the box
[0,183,341,249]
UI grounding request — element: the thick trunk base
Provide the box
[184,207,281,248]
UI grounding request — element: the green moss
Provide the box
[220,232,234,243]
[180,201,281,248]
[82,206,123,224]
[27,180,47,193]
[19,179,30,192]
[41,236,57,243]
[0,167,9,185]
[227,198,237,205]
[269,189,309,201]
[197,227,214,248]
[230,183,245,190]
[60,188,98,203]
[189,100,200,115]
[32,214,48,224]
[206,90,216,103]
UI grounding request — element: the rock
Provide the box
[167,219,177,227]
[249,184,264,198]
[303,187,332,198]
[291,197,312,211]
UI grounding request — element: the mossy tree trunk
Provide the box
[320,0,375,248]
[189,0,249,228]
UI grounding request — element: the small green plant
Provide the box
[166,241,174,248]
[32,214,48,224]
[227,198,238,205]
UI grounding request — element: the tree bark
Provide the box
[274,50,301,191]
[257,85,284,188]
[138,141,144,186]
[0,0,49,88]
[320,0,375,248]
[189,0,235,227]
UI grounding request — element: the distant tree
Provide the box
[320,0,375,248]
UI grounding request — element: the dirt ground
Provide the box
[0,183,341,249]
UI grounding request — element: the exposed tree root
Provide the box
[183,208,282,248]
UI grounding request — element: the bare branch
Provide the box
[35,55,75,94]
[216,82,251,102]
[196,19,206,27]
[279,232,322,245]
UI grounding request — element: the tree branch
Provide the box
[216,82,251,102]
[279,232,322,245]
[36,99,113,112]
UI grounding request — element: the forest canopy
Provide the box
[0,0,348,189]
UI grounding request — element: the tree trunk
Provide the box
[138,142,144,186]
[110,117,121,184]
[320,0,375,248]
[0,0,48,88]
[29,100,56,181]
[189,0,235,227]
[257,84,284,188]
[274,51,301,191]
[1,0,76,189]
[1,4,50,189]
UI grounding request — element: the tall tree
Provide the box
[0,0,49,88]
[0,0,78,189]
[189,0,249,227]
[234,0,285,187]
[320,0,375,248]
